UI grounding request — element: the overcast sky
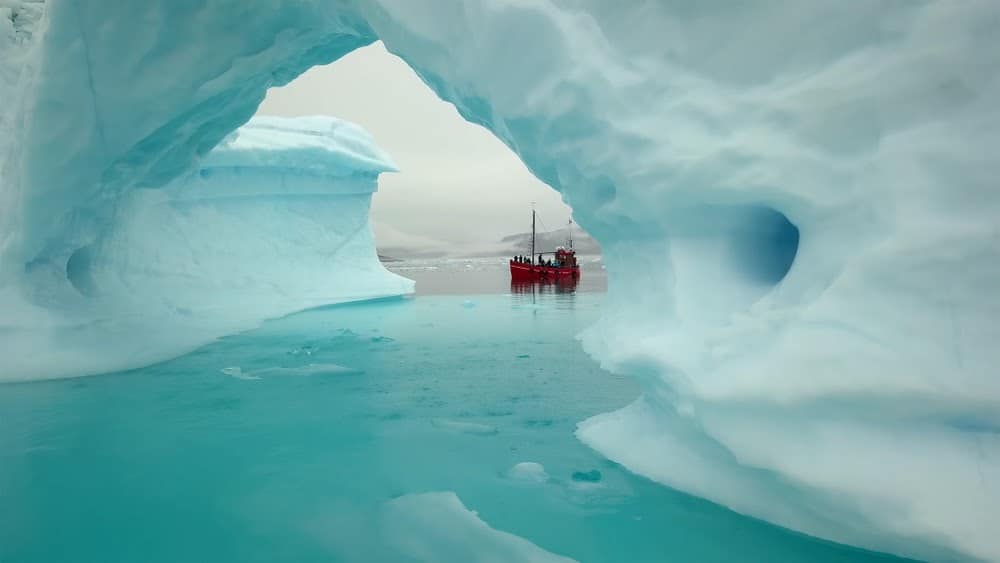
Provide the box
[257,42,571,250]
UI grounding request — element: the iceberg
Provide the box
[1,0,998,560]
[0,114,412,380]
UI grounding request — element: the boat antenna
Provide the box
[567,218,574,251]
[531,202,536,265]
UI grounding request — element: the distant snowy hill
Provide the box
[377,225,600,259]
[499,227,601,256]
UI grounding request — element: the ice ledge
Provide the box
[202,115,399,178]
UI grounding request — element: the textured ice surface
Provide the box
[1,1,999,560]
[0,115,411,380]
[204,115,398,177]
[0,0,43,233]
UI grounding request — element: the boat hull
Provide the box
[509,261,580,282]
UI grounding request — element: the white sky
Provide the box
[257,42,571,249]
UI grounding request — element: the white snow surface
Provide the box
[1,1,999,560]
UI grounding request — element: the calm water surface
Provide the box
[0,259,914,562]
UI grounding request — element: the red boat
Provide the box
[509,209,581,282]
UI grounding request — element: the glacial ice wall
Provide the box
[1,0,998,560]
[1,114,412,380]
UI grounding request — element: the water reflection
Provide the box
[510,278,579,295]
[385,256,606,296]
[510,278,580,308]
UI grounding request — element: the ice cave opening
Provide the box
[254,41,575,260]
[2,2,998,562]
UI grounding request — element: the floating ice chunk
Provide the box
[382,492,577,563]
[248,363,362,378]
[287,345,318,357]
[506,462,550,484]
[220,366,261,381]
[431,419,499,436]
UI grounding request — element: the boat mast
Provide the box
[531,204,536,265]
[567,219,574,251]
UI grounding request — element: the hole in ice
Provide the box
[66,245,96,295]
[668,204,799,321]
[726,205,799,286]
[671,204,798,289]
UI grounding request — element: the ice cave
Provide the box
[1,1,998,562]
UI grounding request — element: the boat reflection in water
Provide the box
[510,277,581,310]
[510,277,579,295]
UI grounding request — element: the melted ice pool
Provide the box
[0,293,913,562]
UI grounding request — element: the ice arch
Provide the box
[2,1,999,561]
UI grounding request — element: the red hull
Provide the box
[509,260,580,282]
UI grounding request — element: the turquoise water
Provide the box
[1,291,911,562]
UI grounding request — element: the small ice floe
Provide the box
[220,366,261,380]
[251,363,362,377]
[222,363,360,379]
[430,418,498,435]
[506,462,550,484]
[382,492,577,563]
[462,299,476,308]
[287,345,318,356]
